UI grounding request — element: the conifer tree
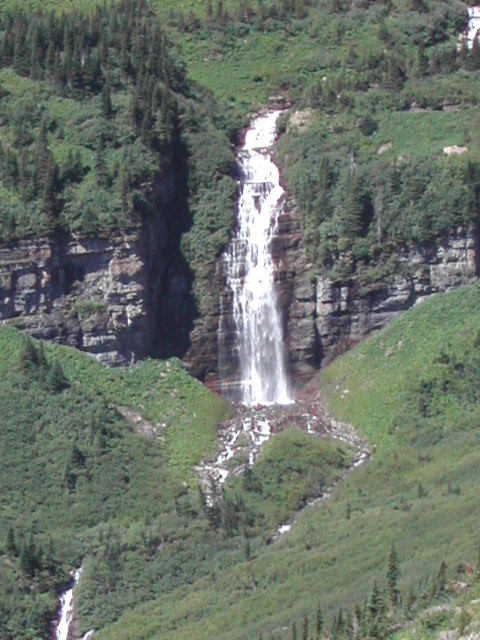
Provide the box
[387,542,400,606]
[291,621,297,640]
[6,526,16,556]
[315,603,324,640]
[43,156,58,218]
[301,614,308,640]
[474,543,480,583]
[102,78,113,119]
[434,560,447,595]
[416,41,429,77]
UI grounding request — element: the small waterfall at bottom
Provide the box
[53,567,94,640]
[54,568,81,640]
[219,110,292,406]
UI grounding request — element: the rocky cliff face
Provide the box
[194,191,479,394]
[0,185,477,382]
[286,225,479,383]
[0,233,151,364]
[0,178,194,365]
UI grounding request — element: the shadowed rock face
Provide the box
[0,232,160,365]
[0,176,196,366]
[309,230,479,366]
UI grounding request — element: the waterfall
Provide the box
[54,568,82,640]
[468,7,480,49]
[220,110,292,406]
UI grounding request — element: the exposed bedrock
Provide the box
[0,176,195,365]
[210,194,479,392]
[0,191,477,381]
[286,218,479,383]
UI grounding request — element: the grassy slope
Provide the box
[53,343,228,482]
[0,325,227,534]
[93,283,480,639]
[0,327,228,638]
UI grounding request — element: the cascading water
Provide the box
[200,111,369,514]
[54,568,82,640]
[220,110,292,406]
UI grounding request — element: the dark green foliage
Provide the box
[315,603,324,640]
[6,525,16,555]
[0,0,183,238]
[0,1,236,297]
[0,327,227,640]
[387,542,400,606]
[221,429,351,533]
[274,0,480,286]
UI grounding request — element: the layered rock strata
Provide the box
[0,177,194,365]
[286,227,479,382]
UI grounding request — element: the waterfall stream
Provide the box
[220,110,292,406]
[54,568,82,640]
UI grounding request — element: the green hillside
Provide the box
[0,327,227,639]
[0,328,350,639]
[0,0,478,290]
[58,282,478,640]
[1,0,480,638]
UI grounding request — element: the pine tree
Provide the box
[434,560,447,595]
[95,142,109,188]
[315,603,324,640]
[46,359,67,392]
[34,121,50,192]
[206,0,213,24]
[6,526,16,556]
[416,42,429,77]
[291,621,297,640]
[387,542,400,606]
[474,543,480,583]
[471,37,480,71]
[102,78,113,119]
[43,156,58,218]
[301,614,308,640]
[369,581,382,619]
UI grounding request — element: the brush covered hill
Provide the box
[1,0,479,291]
[0,326,352,640]
[58,285,479,640]
[0,326,229,639]
[0,0,237,298]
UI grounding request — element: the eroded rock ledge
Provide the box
[0,200,477,380]
[286,226,479,380]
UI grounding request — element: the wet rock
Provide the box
[444,145,468,156]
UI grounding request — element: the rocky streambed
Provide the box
[195,383,370,525]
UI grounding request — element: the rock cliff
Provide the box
[0,183,477,384]
[285,224,479,383]
[185,194,479,394]
[0,178,194,365]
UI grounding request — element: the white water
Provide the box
[55,568,82,640]
[468,7,480,49]
[222,110,292,406]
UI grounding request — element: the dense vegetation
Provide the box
[274,0,480,283]
[0,327,350,639]
[0,0,236,298]
[1,0,479,291]
[0,327,227,638]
